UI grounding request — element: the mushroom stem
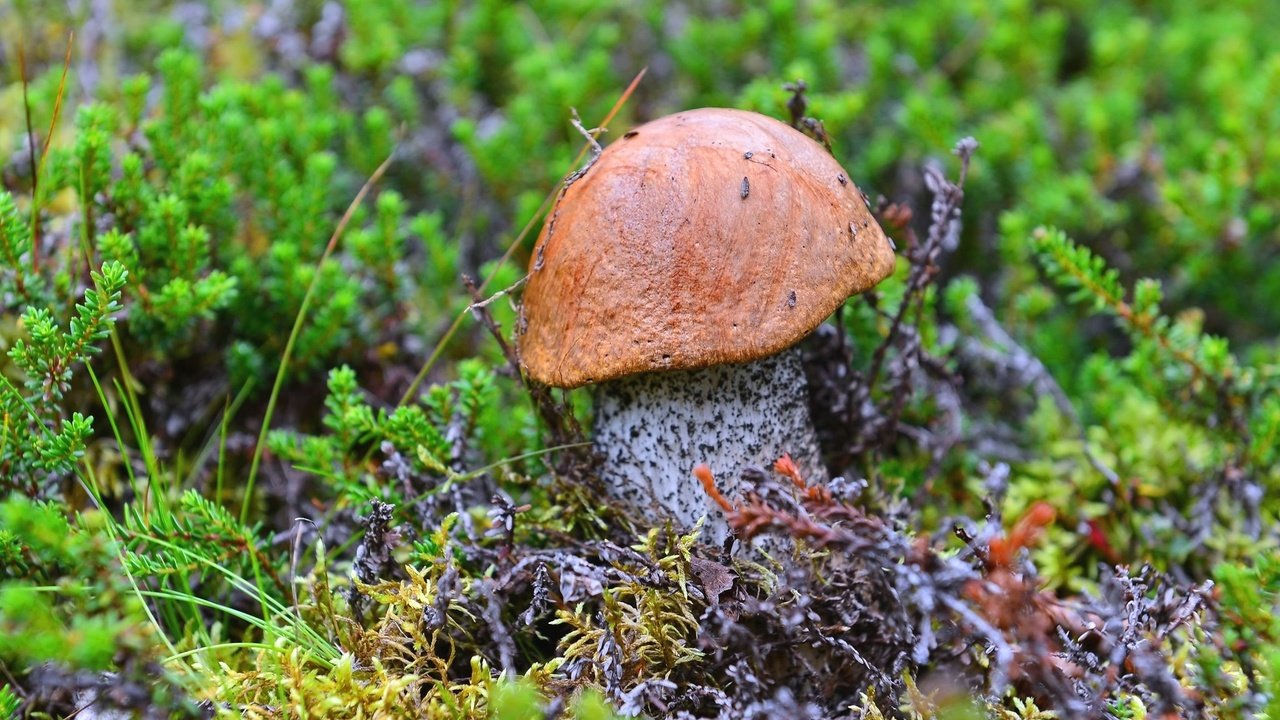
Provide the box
[593,346,826,544]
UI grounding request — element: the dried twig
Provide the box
[848,138,978,465]
[959,291,1121,485]
[462,274,584,451]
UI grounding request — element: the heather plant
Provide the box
[2,0,1279,718]
[0,252,126,497]
[0,494,201,716]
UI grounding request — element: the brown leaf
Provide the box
[690,556,735,604]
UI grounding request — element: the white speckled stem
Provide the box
[593,346,826,545]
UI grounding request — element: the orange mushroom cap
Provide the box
[519,107,896,388]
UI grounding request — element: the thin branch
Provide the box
[465,275,528,313]
[960,292,1120,485]
[462,275,583,450]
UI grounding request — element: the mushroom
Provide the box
[518,108,895,544]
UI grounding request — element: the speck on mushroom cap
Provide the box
[519,107,896,389]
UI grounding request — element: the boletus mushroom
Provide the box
[518,107,895,544]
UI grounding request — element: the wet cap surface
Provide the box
[520,107,896,388]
